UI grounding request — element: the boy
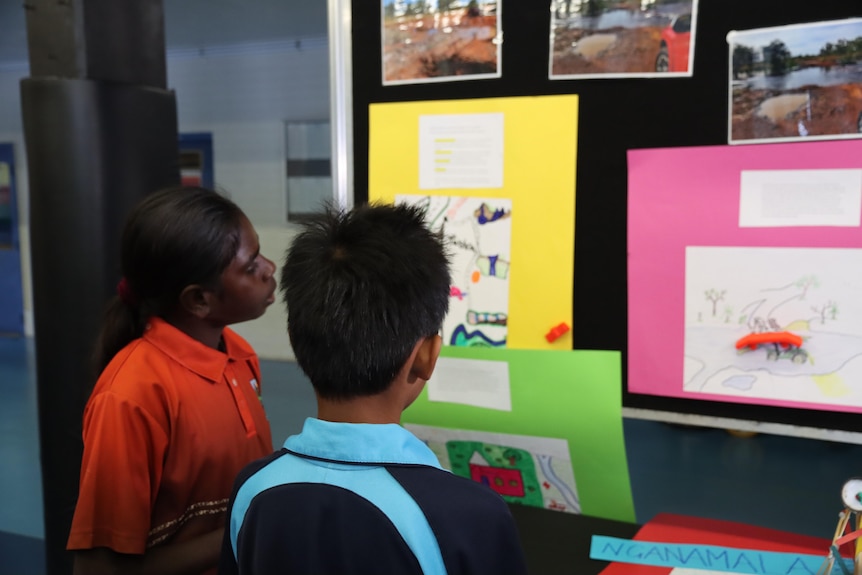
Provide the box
[219,203,528,575]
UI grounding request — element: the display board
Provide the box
[368,95,577,350]
[351,1,862,433]
[629,141,862,417]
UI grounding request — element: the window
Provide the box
[285,120,332,220]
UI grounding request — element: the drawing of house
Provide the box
[468,451,525,497]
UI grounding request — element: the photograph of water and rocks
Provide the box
[729,19,862,144]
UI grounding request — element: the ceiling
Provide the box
[0,0,328,65]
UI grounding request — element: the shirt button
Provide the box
[232,379,237,386]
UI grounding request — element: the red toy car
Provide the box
[655,13,691,73]
[735,331,808,364]
[735,331,803,351]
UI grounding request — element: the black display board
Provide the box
[351,1,862,433]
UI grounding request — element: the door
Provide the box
[0,143,24,336]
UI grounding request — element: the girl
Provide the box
[67,187,276,575]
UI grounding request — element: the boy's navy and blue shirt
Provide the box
[218,418,529,575]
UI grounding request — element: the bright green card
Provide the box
[402,346,634,523]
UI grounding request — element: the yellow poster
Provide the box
[369,95,578,350]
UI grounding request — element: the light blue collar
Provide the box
[284,418,443,468]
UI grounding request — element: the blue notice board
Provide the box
[0,143,24,335]
[179,133,214,189]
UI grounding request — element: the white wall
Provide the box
[0,37,330,360]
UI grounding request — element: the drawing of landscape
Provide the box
[397,194,511,347]
[406,424,580,514]
[684,246,862,408]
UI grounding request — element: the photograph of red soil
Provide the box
[383,14,499,83]
[552,26,662,75]
[731,83,862,142]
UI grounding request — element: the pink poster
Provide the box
[628,140,862,413]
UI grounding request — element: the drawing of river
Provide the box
[684,325,862,398]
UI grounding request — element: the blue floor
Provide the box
[3,335,861,572]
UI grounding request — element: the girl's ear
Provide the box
[178,285,212,319]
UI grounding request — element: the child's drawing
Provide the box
[397,194,512,347]
[406,424,580,514]
[684,247,862,408]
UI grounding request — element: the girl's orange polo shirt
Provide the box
[67,317,274,556]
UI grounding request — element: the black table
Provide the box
[509,505,640,575]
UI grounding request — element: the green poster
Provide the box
[402,347,634,522]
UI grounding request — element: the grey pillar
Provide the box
[20,1,179,573]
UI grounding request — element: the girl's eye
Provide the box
[247,260,258,274]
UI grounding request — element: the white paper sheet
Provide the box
[684,246,862,409]
[405,423,580,513]
[428,357,511,411]
[396,194,512,348]
[739,169,862,227]
[419,113,504,190]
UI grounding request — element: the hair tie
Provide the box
[117,277,138,306]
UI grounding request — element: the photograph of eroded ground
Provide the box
[382,0,500,85]
[550,0,695,78]
[730,20,862,143]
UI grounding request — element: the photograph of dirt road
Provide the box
[550,0,696,79]
[382,0,500,85]
[729,19,862,144]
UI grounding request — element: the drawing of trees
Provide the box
[795,275,819,299]
[723,306,733,324]
[812,300,839,324]
[704,289,726,317]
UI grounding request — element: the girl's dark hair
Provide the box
[93,186,245,373]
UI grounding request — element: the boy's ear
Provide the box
[410,334,442,382]
[178,285,212,319]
